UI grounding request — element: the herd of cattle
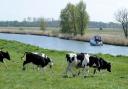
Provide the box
[0,50,111,77]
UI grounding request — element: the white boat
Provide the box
[90,36,103,46]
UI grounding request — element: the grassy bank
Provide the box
[0,39,128,89]
[0,27,128,46]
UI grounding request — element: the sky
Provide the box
[0,0,128,22]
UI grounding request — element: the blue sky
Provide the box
[0,0,128,22]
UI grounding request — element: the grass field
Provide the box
[0,39,128,89]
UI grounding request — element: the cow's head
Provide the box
[47,57,53,68]
[106,62,111,72]
[66,53,77,63]
[3,51,11,60]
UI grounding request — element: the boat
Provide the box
[90,35,103,46]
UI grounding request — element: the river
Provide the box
[0,33,128,56]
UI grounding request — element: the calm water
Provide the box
[0,33,128,56]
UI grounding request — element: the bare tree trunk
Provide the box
[122,23,128,38]
[126,23,128,38]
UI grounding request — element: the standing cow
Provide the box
[32,52,50,70]
[0,50,11,68]
[65,53,111,77]
[65,53,90,77]
[22,52,53,70]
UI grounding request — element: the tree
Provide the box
[27,17,32,22]
[115,8,128,38]
[77,1,89,35]
[68,4,78,35]
[40,18,46,31]
[60,1,89,36]
[60,4,71,33]
[60,3,76,35]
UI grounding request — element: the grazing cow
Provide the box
[22,52,53,70]
[88,55,111,74]
[0,50,11,68]
[65,53,111,77]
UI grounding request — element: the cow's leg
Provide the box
[22,61,30,70]
[65,63,75,77]
[32,65,40,71]
[32,65,37,70]
[93,68,97,74]
[3,60,8,69]
[65,63,71,75]
[0,60,3,69]
[41,66,46,73]
[32,65,36,70]
[83,66,89,78]
[0,59,7,69]
[37,67,40,71]
[77,69,81,76]
[77,68,83,76]
[37,65,40,71]
[98,68,101,72]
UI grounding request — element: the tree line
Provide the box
[0,20,120,28]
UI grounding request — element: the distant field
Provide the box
[0,39,128,89]
[0,27,124,37]
[0,27,60,31]
[86,28,124,38]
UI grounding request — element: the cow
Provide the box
[65,53,90,77]
[65,53,111,77]
[22,52,53,70]
[0,50,11,68]
[88,55,111,74]
[31,52,50,70]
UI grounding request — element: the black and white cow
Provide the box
[31,52,51,70]
[65,53,111,77]
[88,55,111,74]
[22,52,53,70]
[0,50,11,68]
[65,53,90,77]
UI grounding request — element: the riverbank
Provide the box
[0,27,128,46]
[0,39,128,89]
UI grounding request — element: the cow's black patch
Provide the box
[0,51,10,62]
[88,55,111,74]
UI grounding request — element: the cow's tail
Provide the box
[21,52,27,60]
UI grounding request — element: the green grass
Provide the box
[0,39,128,89]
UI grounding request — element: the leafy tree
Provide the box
[77,1,89,35]
[60,3,75,34]
[69,4,78,35]
[60,1,89,36]
[115,8,128,38]
[40,18,46,31]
